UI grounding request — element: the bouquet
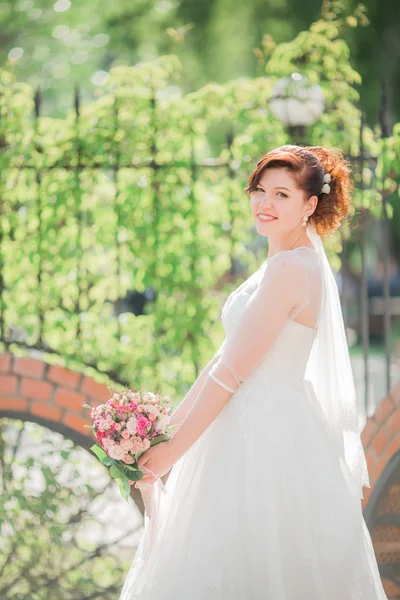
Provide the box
[84,388,177,510]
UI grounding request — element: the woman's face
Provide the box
[249,167,314,238]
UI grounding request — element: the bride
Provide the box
[119,145,388,599]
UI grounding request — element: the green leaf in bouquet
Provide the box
[112,463,127,477]
[120,478,131,500]
[102,457,115,467]
[90,443,108,462]
[126,470,144,482]
[121,463,141,474]
[150,434,169,447]
[110,464,123,482]
[110,465,131,501]
[135,449,147,461]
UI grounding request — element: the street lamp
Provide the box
[269,72,324,139]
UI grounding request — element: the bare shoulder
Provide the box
[264,250,306,277]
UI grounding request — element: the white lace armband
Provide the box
[209,355,244,394]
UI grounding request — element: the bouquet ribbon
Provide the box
[137,465,168,518]
[138,467,169,558]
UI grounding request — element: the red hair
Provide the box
[245,145,353,237]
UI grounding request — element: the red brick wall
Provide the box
[0,353,111,448]
[361,379,400,509]
[361,379,400,600]
[1,352,399,534]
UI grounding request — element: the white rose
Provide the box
[156,414,170,432]
[140,438,151,451]
[126,416,138,435]
[142,404,160,416]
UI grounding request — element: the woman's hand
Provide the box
[136,439,178,488]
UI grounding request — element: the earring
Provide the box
[302,215,308,227]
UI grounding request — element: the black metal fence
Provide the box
[0,78,398,411]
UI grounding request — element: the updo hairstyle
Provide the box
[245,145,353,237]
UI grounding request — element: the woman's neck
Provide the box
[267,231,312,259]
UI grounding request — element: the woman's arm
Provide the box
[169,254,306,463]
[137,253,309,486]
[159,348,226,485]
[168,345,226,437]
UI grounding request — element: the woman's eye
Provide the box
[276,192,288,197]
[255,187,263,192]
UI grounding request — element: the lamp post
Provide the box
[269,72,324,141]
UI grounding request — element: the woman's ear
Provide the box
[308,194,319,217]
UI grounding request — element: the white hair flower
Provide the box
[321,172,331,194]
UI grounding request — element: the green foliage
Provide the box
[266,16,362,150]
[0,13,399,400]
[0,419,136,599]
[0,0,322,115]
[2,0,400,127]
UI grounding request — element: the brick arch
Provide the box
[2,351,399,524]
[361,379,400,510]
[0,353,111,449]
[0,352,148,512]
[361,380,400,598]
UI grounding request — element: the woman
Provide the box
[119,145,388,599]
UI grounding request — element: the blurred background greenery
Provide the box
[1,2,400,599]
[1,0,399,125]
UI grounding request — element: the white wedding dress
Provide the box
[119,247,388,600]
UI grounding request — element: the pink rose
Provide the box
[108,444,125,460]
[131,437,150,454]
[102,438,115,450]
[96,431,106,443]
[114,423,121,431]
[140,438,151,451]
[136,416,151,437]
[131,440,142,454]
[121,429,130,439]
[123,454,134,464]
[121,438,133,451]
[148,413,157,422]
[131,439,150,454]
[98,419,111,431]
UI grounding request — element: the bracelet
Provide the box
[221,356,243,386]
[209,372,236,393]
